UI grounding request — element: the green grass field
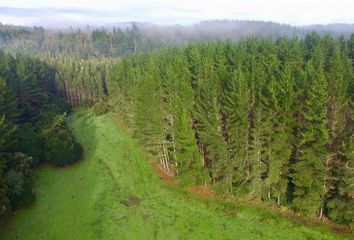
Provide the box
[0,109,352,240]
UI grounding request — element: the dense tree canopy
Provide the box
[0,51,82,215]
[107,34,353,224]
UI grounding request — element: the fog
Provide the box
[1,0,354,27]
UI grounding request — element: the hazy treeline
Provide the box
[1,20,354,59]
[140,20,302,43]
[0,23,160,58]
[0,51,82,215]
[106,33,354,224]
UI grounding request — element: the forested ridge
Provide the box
[106,33,354,224]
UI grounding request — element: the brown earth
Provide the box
[153,164,214,199]
[186,185,214,199]
[115,114,128,131]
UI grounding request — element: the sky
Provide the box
[0,0,353,27]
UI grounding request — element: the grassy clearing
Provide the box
[0,109,352,240]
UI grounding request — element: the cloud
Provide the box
[0,7,152,27]
[0,0,353,27]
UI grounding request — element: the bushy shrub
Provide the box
[92,100,110,115]
[42,113,83,165]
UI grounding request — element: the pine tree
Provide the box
[0,115,11,213]
[133,58,168,169]
[266,65,294,204]
[291,61,329,217]
[193,51,228,191]
[175,106,204,183]
[0,77,19,122]
[324,43,354,223]
[222,70,251,193]
[246,52,269,198]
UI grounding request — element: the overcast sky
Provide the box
[0,0,353,27]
